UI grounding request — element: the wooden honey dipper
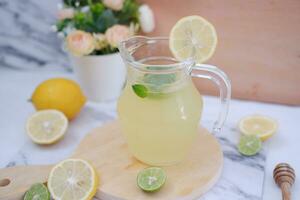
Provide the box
[273,163,296,200]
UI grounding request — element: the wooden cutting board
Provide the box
[0,121,223,200]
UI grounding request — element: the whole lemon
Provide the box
[31,78,86,120]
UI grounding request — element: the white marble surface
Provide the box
[0,68,299,200]
[0,0,299,199]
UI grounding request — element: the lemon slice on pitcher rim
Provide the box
[239,115,278,141]
[169,15,218,63]
[26,109,68,144]
[48,159,99,200]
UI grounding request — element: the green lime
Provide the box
[24,183,50,200]
[238,135,262,156]
[137,167,167,192]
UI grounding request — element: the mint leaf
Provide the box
[132,84,148,98]
[144,74,176,86]
[143,73,176,94]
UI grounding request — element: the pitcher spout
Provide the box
[118,36,149,62]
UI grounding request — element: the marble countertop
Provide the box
[0,67,299,200]
[0,0,299,199]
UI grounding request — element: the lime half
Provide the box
[137,167,166,192]
[238,135,262,156]
[24,183,50,200]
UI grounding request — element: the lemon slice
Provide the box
[239,115,278,141]
[169,15,218,63]
[48,159,99,200]
[26,109,68,144]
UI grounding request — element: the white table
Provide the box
[0,67,299,199]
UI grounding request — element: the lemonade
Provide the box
[117,63,203,166]
[118,18,230,165]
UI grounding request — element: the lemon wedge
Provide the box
[26,110,68,144]
[48,159,99,200]
[169,15,218,63]
[239,115,278,141]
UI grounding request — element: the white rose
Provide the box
[103,0,124,11]
[138,4,155,33]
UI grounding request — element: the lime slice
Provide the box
[24,183,50,200]
[137,167,166,192]
[239,115,278,141]
[48,159,99,200]
[169,15,218,63]
[238,135,262,156]
[26,109,68,144]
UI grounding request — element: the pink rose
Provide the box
[103,0,124,11]
[105,25,130,47]
[66,30,95,56]
[57,8,74,20]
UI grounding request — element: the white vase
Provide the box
[70,53,126,102]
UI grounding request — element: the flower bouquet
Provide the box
[54,0,155,101]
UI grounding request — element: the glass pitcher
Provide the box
[118,36,231,166]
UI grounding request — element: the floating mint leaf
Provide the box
[143,73,176,93]
[132,84,148,98]
[144,74,176,86]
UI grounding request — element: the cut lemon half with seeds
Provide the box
[238,135,262,156]
[137,167,166,192]
[169,15,218,63]
[48,159,99,200]
[26,109,68,144]
[24,183,50,200]
[239,115,278,141]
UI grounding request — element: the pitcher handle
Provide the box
[190,64,231,134]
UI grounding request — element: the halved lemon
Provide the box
[169,15,218,63]
[48,159,99,200]
[26,109,68,144]
[239,115,278,141]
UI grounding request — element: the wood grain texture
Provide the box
[142,0,300,105]
[0,121,223,200]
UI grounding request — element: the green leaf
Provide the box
[90,3,105,19]
[143,73,176,93]
[115,0,139,25]
[63,0,98,7]
[144,74,176,86]
[56,19,72,32]
[132,84,148,98]
[94,9,118,32]
[73,11,96,32]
